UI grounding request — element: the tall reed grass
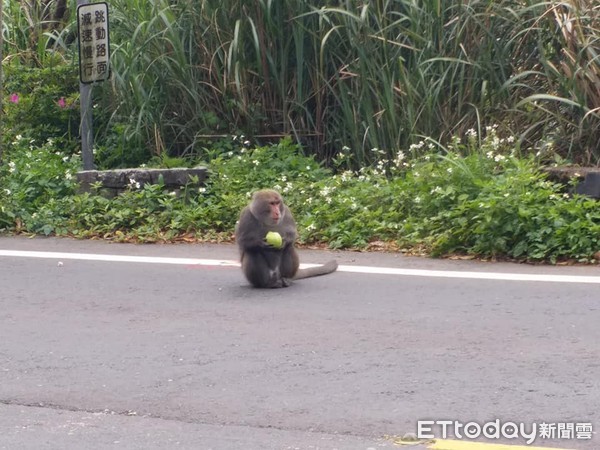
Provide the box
[1,0,71,66]
[2,0,599,166]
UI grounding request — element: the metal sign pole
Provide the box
[80,84,95,170]
[77,0,95,170]
[77,1,110,170]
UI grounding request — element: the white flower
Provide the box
[320,187,332,197]
[252,159,260,166]
[394,151,405,166]
[8,161,16,173]
[340,171,352,182]
[409,141,425,152]
[65,171,73,180]
[199,187,207,193]
[4,189,11,195]
[128,177,141,189]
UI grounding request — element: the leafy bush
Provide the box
[1,133,598,262]
[2,63,80,151]
[0,135,80,234]
[297,129,600,262]
[61,137,330,241]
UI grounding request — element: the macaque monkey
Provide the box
[235,189,338,288]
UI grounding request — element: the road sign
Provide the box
[77,2,110,84]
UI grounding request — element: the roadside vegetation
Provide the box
[1,0,599,263]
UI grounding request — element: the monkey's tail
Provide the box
[293,260,338,280]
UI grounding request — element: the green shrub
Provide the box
[0,135,80,234]
[300,130,600,262]
[1,134,598,263]
[2,63,80,151]
[54,138,330,242]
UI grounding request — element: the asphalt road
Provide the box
[0,236,599,450]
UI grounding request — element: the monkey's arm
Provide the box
[277,206,298,246]
[235,208,270,251]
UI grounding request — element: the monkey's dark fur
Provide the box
[235,189,338,288]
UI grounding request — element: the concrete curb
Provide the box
[426,439,575,450]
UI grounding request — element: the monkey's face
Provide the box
[250,190,285,226]
[265,195,283,225]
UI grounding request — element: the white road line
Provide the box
[1,249,600,284]
[0,250,240,267]
[337,264,600,284]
